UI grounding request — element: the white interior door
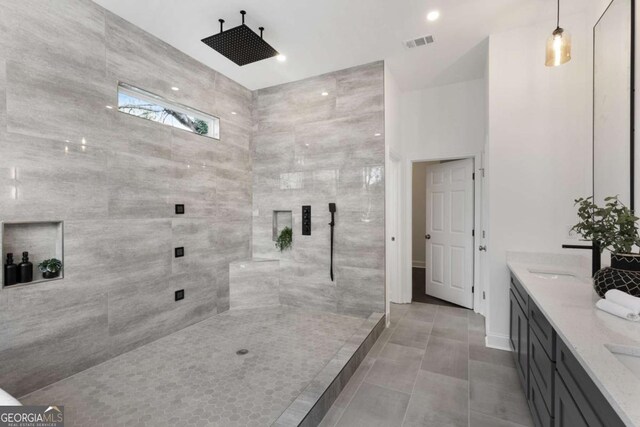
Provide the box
[425,159,474,309]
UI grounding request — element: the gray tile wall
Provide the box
[229,259,280,310]
[252,62,385,318]
[0,0,252,397]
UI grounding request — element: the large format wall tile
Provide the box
[0,133,109,221]
[107,270,217,356]
[252,62,385,318]
[6,61,111,142]
[105,11,216,114]
[0,0,107,81]
[230,259,280,310]
[0,0,253,397]
[0,295,109,397]
[0,57,6,132]
[106,151,173,218]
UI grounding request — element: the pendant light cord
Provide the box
[557,0,560,29]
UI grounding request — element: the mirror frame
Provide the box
[593,0,636,210]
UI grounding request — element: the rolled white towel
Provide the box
[596,299,640,321]
[605,289,640,315]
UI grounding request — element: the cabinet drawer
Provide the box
[556,339,624,427]
[555,373,588,427]
[529,373,553,427]
[529,329,554,415]
[510,274,528,315]
[510,290,529,397]
[529,298,556,360]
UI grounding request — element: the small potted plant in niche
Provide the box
[275,227,292,252]
[572,196,640,297]
[38,258,62,279]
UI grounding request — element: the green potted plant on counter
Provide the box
[38,258,62,279]
[572,195,640,297]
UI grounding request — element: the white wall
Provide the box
[485,11,592,348]
[401,79,487,161]
[395,79,487,303]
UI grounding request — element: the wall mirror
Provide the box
[593,0,635,210]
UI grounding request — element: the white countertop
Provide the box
[508,260,640,427]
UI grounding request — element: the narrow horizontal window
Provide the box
[117,83,220,139]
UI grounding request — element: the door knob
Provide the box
[425,234,431,240]
[479,245,487,252]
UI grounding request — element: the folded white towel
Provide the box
[0,388,21,406]
[596,299,640,321]
[605,289,640,315]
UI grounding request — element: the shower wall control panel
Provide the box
[302,206,311,235]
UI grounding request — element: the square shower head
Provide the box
[201,24,279,66]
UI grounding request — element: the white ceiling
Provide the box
[93,0,589,91]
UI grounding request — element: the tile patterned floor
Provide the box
[20,306,364,427]
[320,302,534,427]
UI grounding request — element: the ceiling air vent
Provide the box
[405,35,435,49]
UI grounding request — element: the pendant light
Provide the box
[545,0,572,67]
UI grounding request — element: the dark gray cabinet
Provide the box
[509,274,625,427]
[509,287,529,396]
[530,373,554,427]
[555,374,588,427]
[555,339,625,427]
[529,328,554,415]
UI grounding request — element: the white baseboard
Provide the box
[485,333,511,351]
[412,261,425,268]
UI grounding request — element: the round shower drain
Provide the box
[236,349,249,355]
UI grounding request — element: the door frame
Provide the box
[397,152,486,315]
[386,152,402,325]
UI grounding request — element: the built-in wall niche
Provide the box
[1,221,64,288]
[272,211,292,242]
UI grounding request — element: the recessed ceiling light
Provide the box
[427,10,440,22]
[105,105,113,109]
[374,133,382,137]
[231,111,237,115]
[276,54,286,62]
[171,86,180,91]
[321,91,329,96]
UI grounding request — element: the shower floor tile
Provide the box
[20,306,364,427]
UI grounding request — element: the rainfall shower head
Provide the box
[201,10,279,66]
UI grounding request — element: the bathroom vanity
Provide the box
[508,260,640,427]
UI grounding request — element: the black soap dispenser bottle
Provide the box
[4,253,18,286]
[18,251,33,283]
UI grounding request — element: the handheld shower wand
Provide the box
[329,203,336,281]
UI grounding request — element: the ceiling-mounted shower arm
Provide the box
[240,10,246,24]
[259,27,264,39]
[219,19,224,33]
